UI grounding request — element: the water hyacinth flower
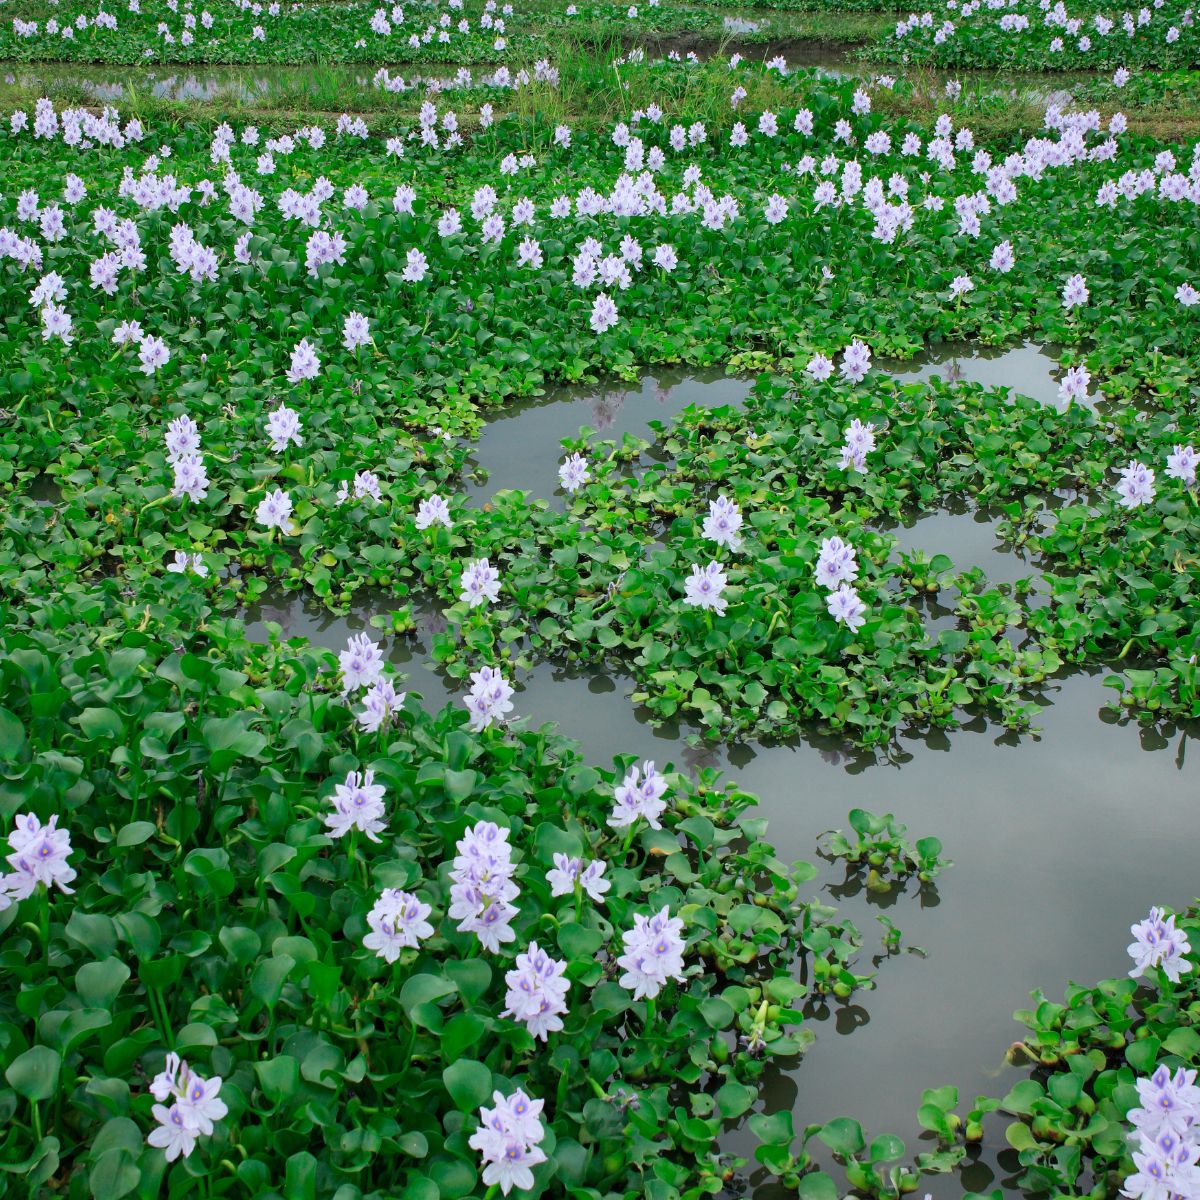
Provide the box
[558,453,590,493]
[807,352,834,382]
[838,418,877,473]
[617,906,686,1000]
[683,561,728,614]
[1061,273,1089,310]
[363,888,433,961]
[459,557,501,608]
[839,340,872,383]
[357,677,405,733]
[0,813,75,904]
[1166,445,1198,486]
[286,338,320,383]
[172,454,209,503]
[702,495,743,551]
[342,311,371,351]
[608,760,669,830]
[1058,364,1090,405]
[815,536,858,589]
[415,494,452,530]
[164,414,200,463]
[501,940,570,1041]
[138,335,170,375]
[463,665,515,733]
[165,550,207,577]
[448,820,519,952]
[146,1053,227,1162]
[1122,1062,1200,1200]
[255,488,294,532]
[546,853,610,903]
[265,404,303,453]
[826,583,867,631]
[339,632,384,694]
[1128,906,1193,982]
[590,292,618,334]
[1114,460,1156,510]
[469,1090,547,1195]
[323,770,387,842]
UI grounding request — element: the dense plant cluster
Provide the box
[874,0,1200,68]
[1,0,1198,1191]
[0,605,884,1198]
[0,0,539,64]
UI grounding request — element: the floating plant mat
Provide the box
[238,592,1200,1192]
[464,351,1087,509]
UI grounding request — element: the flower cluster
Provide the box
[838,418,878,473]
[608,760,670,830]
[146,1054,227,1162]
[683,561,728,614]
[558,452,590,493]
[501,940,570,1040]
[336,633,406,734]
[546,853,610,902]
[703,494,743,551]
[449,820,519,952]
[0,813,75,907]
[462,664,515,732]
[1128,906,1193,982]
[363,888,434,962]
[469,1089,548,1195]
[460,557,502,608]
[617,906,687,1000]
[323,770,388,842]
[1114,446,1199,509]
[1122,1064,1200,1200]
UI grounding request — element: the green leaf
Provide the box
[818,1116,865,1157]
[399,973,457,1018]
[797,1172,839,1200]
[88,1148,140,1200]
[6,1046,61,1101]
[443,768,477,801]
[748,1110,794,1146]
[250,955,295,1009]
[115,822,156,847]
[557,922,603,960]
[715,1081,755,1119]
[0,707,26,761]
[76,959,131,1010]
[255,1055,300,1105]
[443,1058,492,1112]
[699,997,736,1029]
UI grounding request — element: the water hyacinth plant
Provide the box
[0,4,1198,1198]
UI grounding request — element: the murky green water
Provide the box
[242,364,1196,1191]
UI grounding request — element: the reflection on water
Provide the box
[465,370,755,505]
[879,505,1037,586]
[514,663,1199,1188]
[878,340,1096,409]
[241,587,1200,1187]
[2,62,502,103]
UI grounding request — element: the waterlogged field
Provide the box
[0,2,1199,1199]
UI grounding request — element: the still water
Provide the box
[243,363,1191,1194]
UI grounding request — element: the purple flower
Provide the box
[683,561,728,614]
[826,583,867,631]
[459,558,501,608]
[815,536,859,589]
[363,888,433,961]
